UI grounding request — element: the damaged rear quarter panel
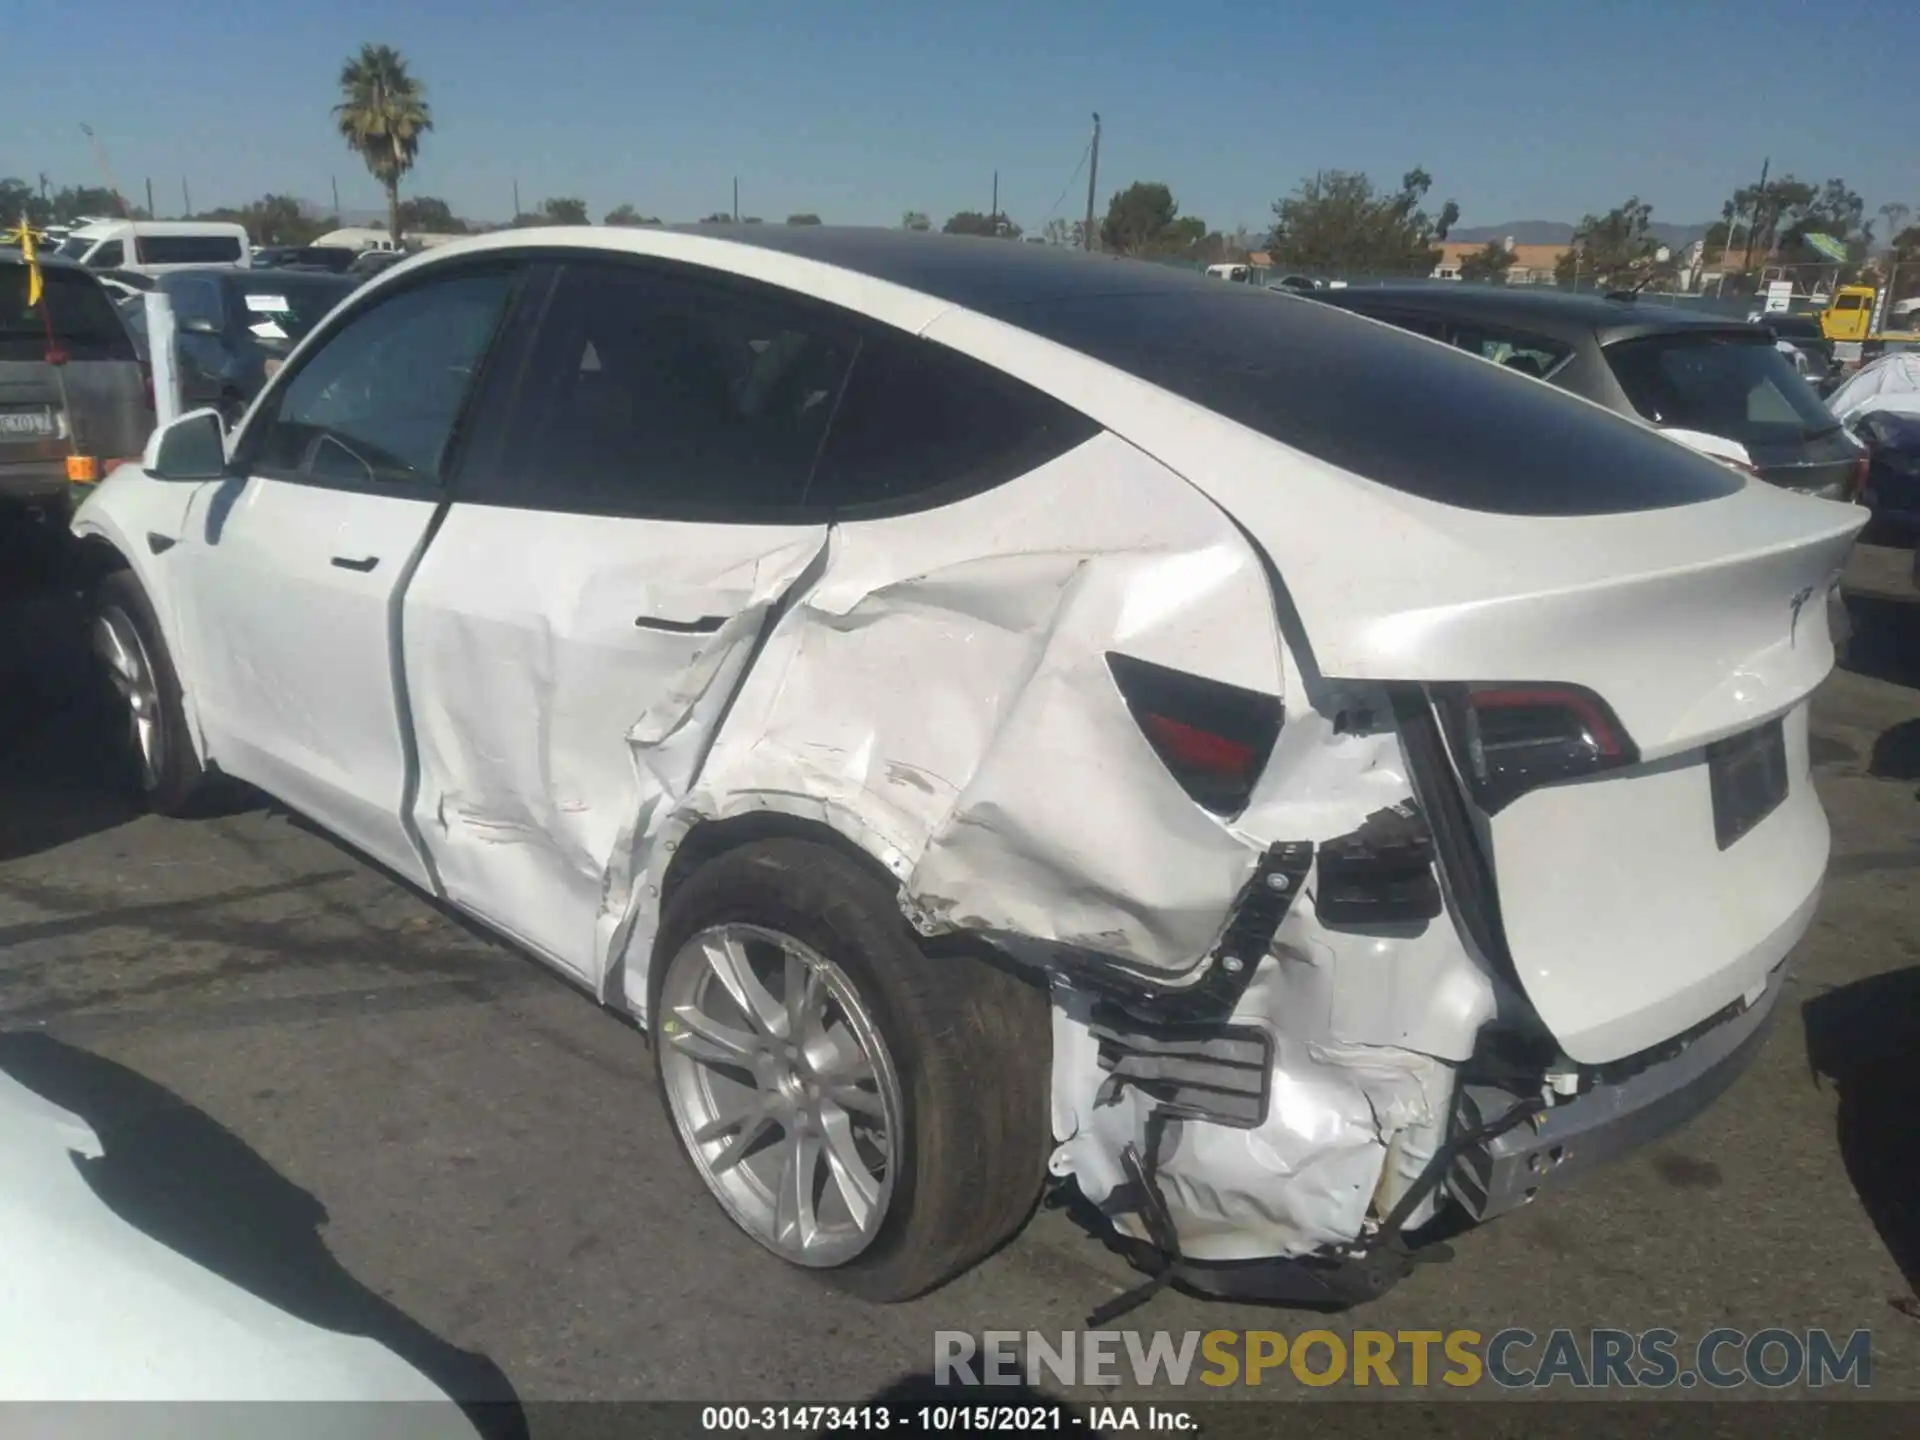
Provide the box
[612,430,1286,1008]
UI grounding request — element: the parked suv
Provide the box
[122,267,357,424]
[72,231,1861,1307]
[2,252,152,513]
[1314,285,1865,499]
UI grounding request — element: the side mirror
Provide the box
[148,409,229,481]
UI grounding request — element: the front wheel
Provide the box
[650,838,1052,1301]
[93,570,213,816]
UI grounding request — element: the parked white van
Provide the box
[55,221,251,275]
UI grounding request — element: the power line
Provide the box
[1042,135,1094,227]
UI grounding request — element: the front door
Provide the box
[172,264,518,883]
[402,259,853,982]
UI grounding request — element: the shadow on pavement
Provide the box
[0,517,142,863]
[1802,966,1920,1306]
[1871,718,1920,781]
[0,1031,528,1438]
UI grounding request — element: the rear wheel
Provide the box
[93,570,212,816]
[650,838,1052,1301]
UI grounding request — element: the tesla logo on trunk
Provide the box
[1788,585,1817,646]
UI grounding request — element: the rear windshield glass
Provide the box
[231,275,356,346]
[2,266,135,359]
[1606,332,1838,445]
[997,288,1742,515]
[137,233,245,265]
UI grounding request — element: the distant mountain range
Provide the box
[1451,219,1715,247]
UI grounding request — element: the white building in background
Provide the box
[311,226,466,253]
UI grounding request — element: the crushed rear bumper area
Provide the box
[1448,963,1785,1223]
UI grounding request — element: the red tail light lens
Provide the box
[1107,653,1283,817]
[1437,682,1639,814]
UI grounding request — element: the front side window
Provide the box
[470,261,854,517]
[165,275,225,331]
[249,269,512,487]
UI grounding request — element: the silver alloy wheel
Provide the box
[94,606,163,790]
[658,923,903,1269]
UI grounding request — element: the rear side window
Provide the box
[136,233,245,265]
[85,240,124,269]
[1606,333,1839,446]
[1443,322,1572,379]
[467,261,855,518]
[1,266,135,361]
[805,331,1099,514]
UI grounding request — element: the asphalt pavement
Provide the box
[2,514,1917,1429]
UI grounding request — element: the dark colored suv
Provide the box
[2,253,153,511]
[1313,285,1864,501]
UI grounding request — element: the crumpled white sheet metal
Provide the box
[581,435,1497,1256]
[1826,351,1920,422]
[601,432,1286,995]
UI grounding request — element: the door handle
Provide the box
[634,613,728,634]
[330,554,380,572]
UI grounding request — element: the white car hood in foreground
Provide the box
[0,1071,479,1437]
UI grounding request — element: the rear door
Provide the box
[402,259,851,981]
[172,262,518,884]
[1,264,149,495]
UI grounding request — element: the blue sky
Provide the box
[6,0,1917,233]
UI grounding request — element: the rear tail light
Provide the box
[1106,653,1283,817]
[1436,683,1639,814]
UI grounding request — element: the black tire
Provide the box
[650,837,1052,1302]
[93,569,214,816]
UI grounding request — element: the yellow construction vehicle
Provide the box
[1820,282,1920,360]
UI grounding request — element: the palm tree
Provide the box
[333,43,433,247]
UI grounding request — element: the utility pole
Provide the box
[991,170,998,231]
[144,178,154,219]
[733,177,739,223]
[78,124,131,217]
[1740,156,1769,274]
[181,178,192,218]
[37,172,49,202]
[513,178,522,219]
[1083,113,1101,251]
[331,175,341,224]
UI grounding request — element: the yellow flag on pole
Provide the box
[7,215,44,308]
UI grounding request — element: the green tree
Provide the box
[603,204,660,226]
[1554,198,1666,288]
[398,195,465,233]
[1100,181,1173,255]
[247,194,324,245]
[698,212,734,224]
[1268,167,1458,276]
[942,210,1021,239]
[0,177,52,227]
[786,213,823,225]
[900,210,931,231]
[333,43,433,245]
[51,185,131,224]
[1458,240,1513,284]
[540,197,588,224]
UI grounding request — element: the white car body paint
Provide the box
[0,1072,478,1429]
[73,225,1867,1267]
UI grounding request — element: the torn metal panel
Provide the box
[611,432,1288,1007]
[403,509,829,982]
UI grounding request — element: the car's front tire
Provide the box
[649,838,1052,1302]
[93,570,213,816]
